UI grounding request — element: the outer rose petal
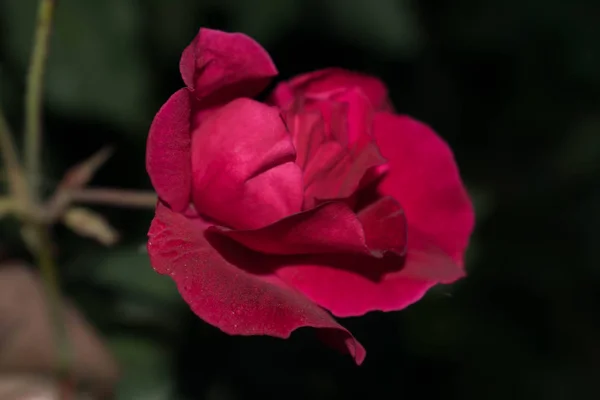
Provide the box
[213,197,406,258]
[180,28,278,105]
[276,226,464,318]
[147,202,365,364]
[191,98,303,230]
[373,113,475,264]
[271,68,390,111]
[146,88,192,212]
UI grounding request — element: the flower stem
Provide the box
[23,0,72,395]
[0,108,28,204]
[35,223,72,387]
[24,0,57,202]
[68,187,158,208]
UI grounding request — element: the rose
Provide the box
[270,68,474,266]
[146,28,474,365]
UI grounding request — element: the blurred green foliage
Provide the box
[1,0,599,399]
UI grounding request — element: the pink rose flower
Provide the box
[146,28,474,365]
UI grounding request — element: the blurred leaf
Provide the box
[0,198,12,219]
[62,206,119,246]
[65,244,183,337]
[320,0,423,57]
[108,335,175,400]
[58,147,114,190]
[1,0,151,130]
[81,246,179,304]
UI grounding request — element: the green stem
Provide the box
[68,187,158,208]
[23,0,72,394]
[0,108,28,203]
[24,0,57,202]
[34,223,72,383]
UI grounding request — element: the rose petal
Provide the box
[303,139,385,208]
[180,28,278,105]
[147,202,365,364]
[303,87,375,148]
[270,82,295,109]
[146,88,192,212]
[282,108,326,171]
[191,98,303,229]
[373,113,475,264]
[275,226,464,318]
[357,196,407,258]
[331,88,379,150]
[271,68,390,111]
[285,108,386,209]
[213,196,406,258]
[302,140,353,209]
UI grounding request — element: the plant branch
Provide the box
[24,0,57,202]
[34,224,72,394]
[23,1,72,397]
[68,187,158,208]
[0,108,28,204]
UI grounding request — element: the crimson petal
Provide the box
[147,202,366,364]
[373,113,475,264]
[282,109,326,171]
[190,98,303,230]
[180,28,278,105]
[213,196,406,258]
[285,108,386,209]
[271,68,390,111]
[146,88,192,212]
[275,225,464,318]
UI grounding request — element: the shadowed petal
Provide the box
[275,226,464,318]
[213,196,406,258]
[281,109,326,171]
[147,203,366,364]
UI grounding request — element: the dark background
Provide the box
[1,0,600,399]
